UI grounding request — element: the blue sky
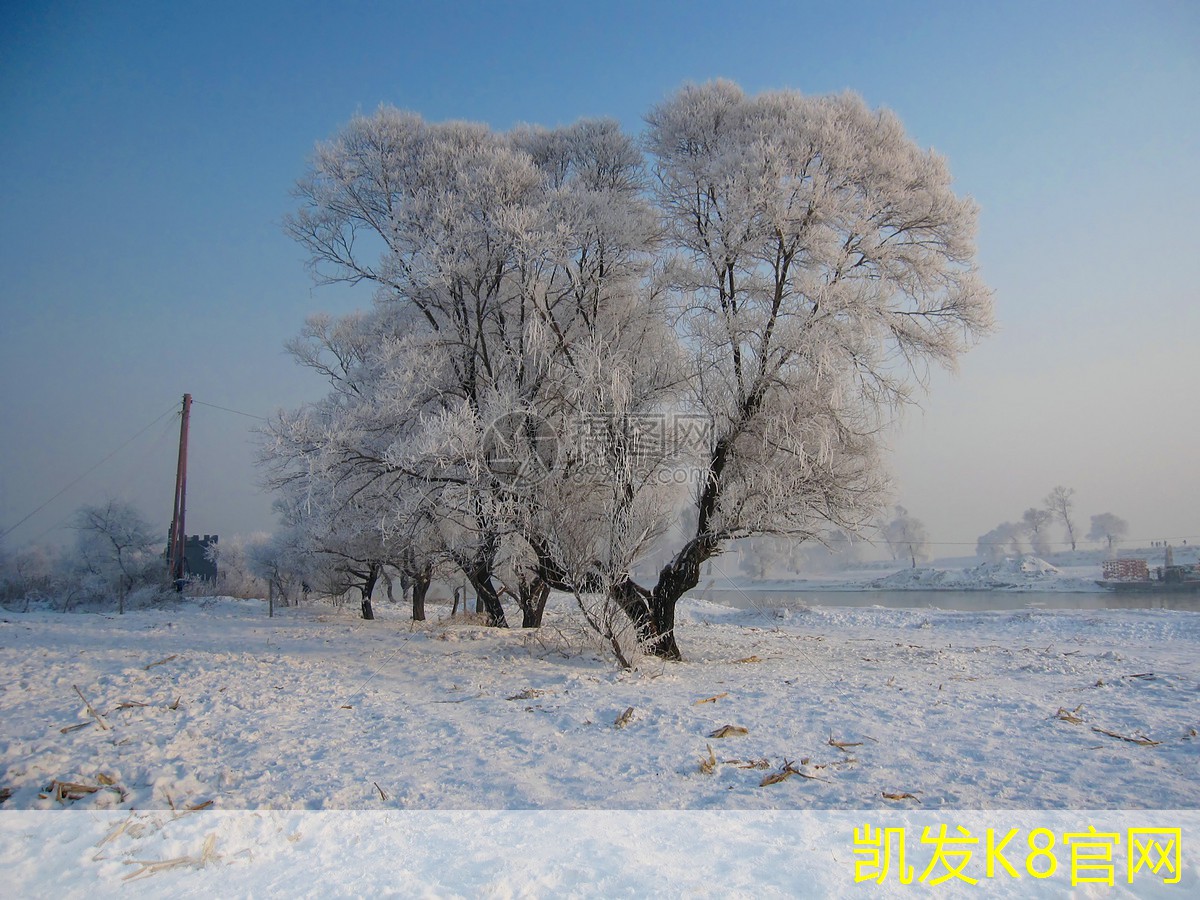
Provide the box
[1,0,1197,552]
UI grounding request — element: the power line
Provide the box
[1,403,179,542]
[192,399,267,421]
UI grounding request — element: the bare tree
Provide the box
[1087,513,1129,554]
[884,506,931,568]
[1044,486,1078,552]
[72,500,160,614]
[1021,507,1054,558]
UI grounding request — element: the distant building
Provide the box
[185,534,218,581]
[165,533,219,581]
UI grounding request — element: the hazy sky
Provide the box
[1,0,1196,555]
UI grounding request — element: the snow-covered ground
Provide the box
[2,595,1198,895]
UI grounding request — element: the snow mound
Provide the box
[872,556,1066,591]
[973,555,1060,578]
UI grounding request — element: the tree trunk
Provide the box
[464,566,508,627]
[411,567,430,622]
[359,563,379,620]
[608,542,708,662]
[644,581,688,662]
[518,577,551,628]
[629,438,730,660]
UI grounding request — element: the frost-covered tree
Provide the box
[608,82,991,656]
[1021,507,1054,558]
[273,83,992,661]
[738,537,784,580]
[0,541,57,607]
[792,528,868,574]
[273,109,661,631]
[1087,513,1128,553]
[883,506,931,568]
[279,111,555,625]
[1044,485,1078,552]
[245,529,314,610]
[202,532,269,599]
[976,522,1025,563]
[71,500,161,613]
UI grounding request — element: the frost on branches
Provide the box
[262,81,992,661]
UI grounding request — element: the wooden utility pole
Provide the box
[167,393,192,589]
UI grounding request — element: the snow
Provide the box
[2,595,1199,895]
[870,555,1096,591]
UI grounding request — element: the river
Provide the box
[694,588,1200,613]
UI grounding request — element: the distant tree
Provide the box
[1,543,69,609]
[794,529,868,574]
[1021,507,1054,558]
[203,533,269,599]
[1044,486,1078,552]
[245,529,313,611]
[977,522,1025,563]
[1087,513,1129,554]
[72,500,160,614]
[738,537,785,580]
[884,506,930,568]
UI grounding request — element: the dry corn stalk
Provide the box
[52,780,101,802]
[1054,705,1085,725]
[693,692,729,705]
[708,725,749,738]
[698,744,717,775]
[73,685,109,731]
[507,689,548,701]
[614,707,634,729]
[883,791,921,802]
[1091,726,1159,746]
[759,760,801,787]
[828,735,863,751]
[728,758,771,770]
[122,833,219,881]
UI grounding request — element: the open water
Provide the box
[697,588,1200,613]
